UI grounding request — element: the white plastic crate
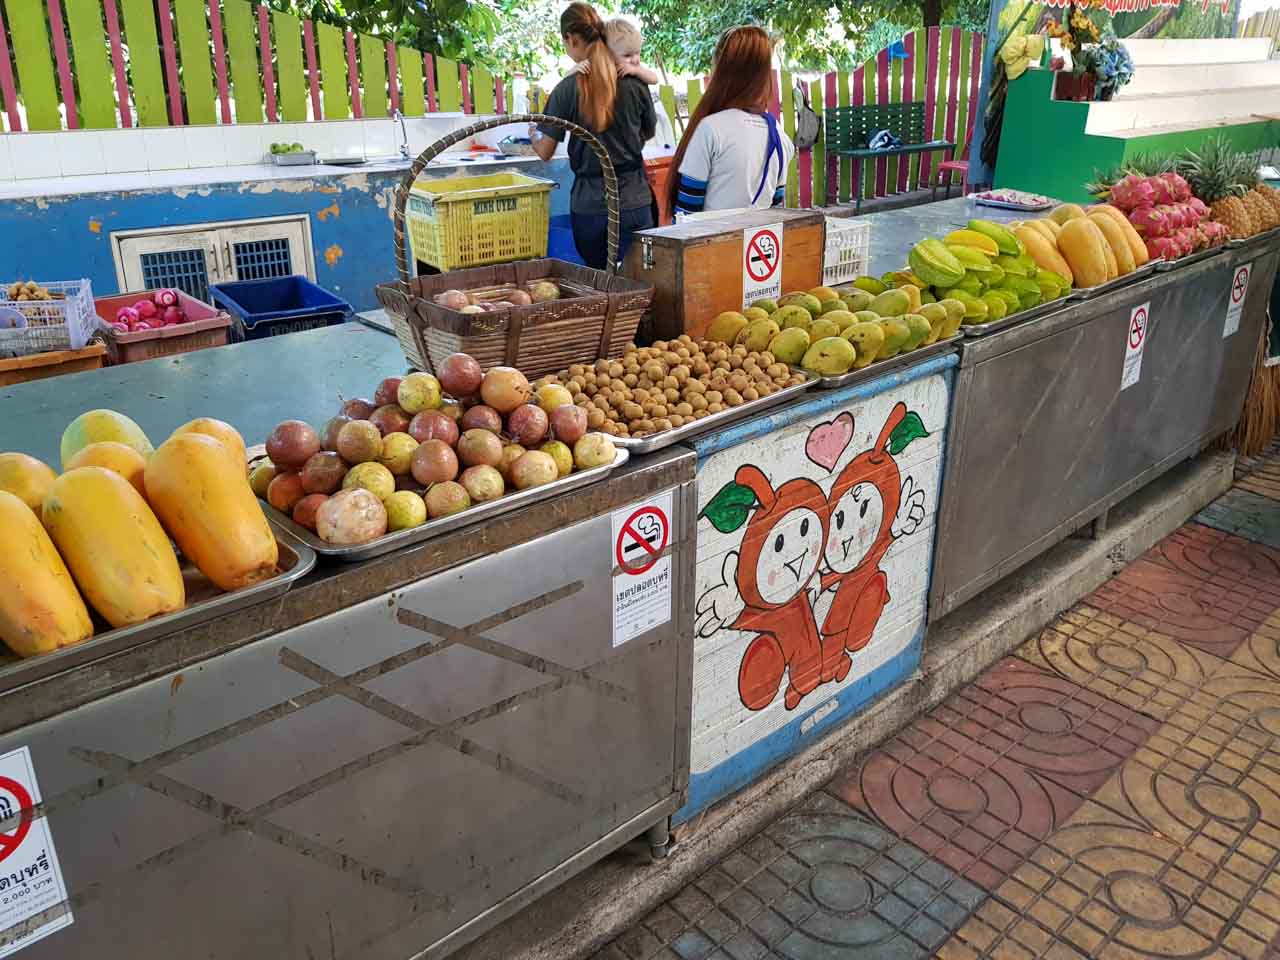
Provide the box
[823,217,871,286]
[0,279,99,359]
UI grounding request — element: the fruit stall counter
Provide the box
[0,327,697,960]
[929,230,1280,617]
[859,196,1028,278]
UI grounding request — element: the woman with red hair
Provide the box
[532,2,657,269]
[668,26,794,216]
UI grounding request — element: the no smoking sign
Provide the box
[1224,262,1251,338]
[610,492,675,647]
[741,223,784,308]
[1121,301,1151,391]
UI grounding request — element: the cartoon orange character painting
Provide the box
[819,402,925,655]
[697,401,930,713]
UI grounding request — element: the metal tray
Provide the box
[804,336,960,389]
[610,373,817,454]
[1153,247,1224,272]
[263,447,629,562]
[1226,226,1280,250]
[1065,260,1160,302]
[961,299,1071,338]
[0,523,316,696]
[269,150,317,166]
[967,193,1055,212]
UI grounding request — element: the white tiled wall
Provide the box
[0,115,482,182]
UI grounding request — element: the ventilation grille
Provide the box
[140,249,210,302]
[233,238,294,281]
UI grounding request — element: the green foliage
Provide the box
[625,0,990,74]
[273,0,504,65]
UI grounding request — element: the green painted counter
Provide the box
[0,322,407,467]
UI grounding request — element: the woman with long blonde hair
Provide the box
[668,26,794,216]
[532,2,658,268]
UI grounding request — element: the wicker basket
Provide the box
[381,114,654,379]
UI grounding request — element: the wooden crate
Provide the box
[623,208,825,342]
[0,342,107,386]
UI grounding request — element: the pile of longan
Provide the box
[539,336,808,437]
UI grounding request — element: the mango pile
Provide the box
[705,284,965,378]
[906,219,1070,326]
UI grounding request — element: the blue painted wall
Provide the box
[0,158,573,312]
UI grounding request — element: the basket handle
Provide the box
[393,113,621,291]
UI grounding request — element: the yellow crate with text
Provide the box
[406,172,554,272]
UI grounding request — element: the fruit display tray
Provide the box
[967,193,1054,212]
[802,336,960,389]
[961,300,1071,338]
[1153,247,1224,272]
[262,447,629,562]
[609,373,817,454]
[1225,225,1280,250]
[1065,260,1160,301]
[0,524,316,695]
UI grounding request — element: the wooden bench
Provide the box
[824,102,956,211]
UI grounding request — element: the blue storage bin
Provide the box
[547,214,584,265]
[210,276,352,341]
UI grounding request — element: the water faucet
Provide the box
[394,110,410,160]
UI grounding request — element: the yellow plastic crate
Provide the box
[406,172,554,271]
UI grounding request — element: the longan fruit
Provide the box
[694,409,711,420]
[732,344,748,357]
[621,373,637,388]
[644,362,665,381]
[759,351,775,366]
[705,390,723,405]
[707,402,724,414]
[743,386,760,402]
[664,387,680,404]
[622,402,643,421]
[608,362,624,378]
[683,379,706,395]
[568,364,586,378]
[729,356,744,370]
[767,363,786,379]
[653,340,669,352]
[773,375,790,387]
[678,334,693,345]
[666,415,682,428]
[662,351,680,366]
[601,419,618,434]
[593,359,607,373]
[616,422,630,435]
[676,346,690,359]
[584,383,598,397]
[710,347,728,363]
[692,360,712,377]
[587,407,605,428]
[790,374,807,386]
[597,373,611,388]
[653,418,673,431]
[724,388,743,406]
[573,392,589,406]
[675,401,693,417]
[689,393,708,411]
[714,361,731,373]
[651,404,668,418]
[730,373,749,393]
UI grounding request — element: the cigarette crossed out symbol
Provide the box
[12,579,632,930]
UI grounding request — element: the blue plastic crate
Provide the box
[210,276,352,341]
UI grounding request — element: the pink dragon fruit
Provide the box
[1187,196,1209,219]
[1147,236,1181,261]
[1129,205,1171,238]
[1148,175,1177,206]
[1110,174,1156,211]
[1201,220,1229,247]
[1174,227,1200,254]
[1164,172,1192,202]
[1179,202,1201,227]
[1156,204,1185,230]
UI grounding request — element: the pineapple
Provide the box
[1178,137,1251,239]
[1235,151,1274,234]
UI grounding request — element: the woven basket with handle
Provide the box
[377,114,655,379]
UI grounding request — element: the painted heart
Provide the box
[805,412,853,471]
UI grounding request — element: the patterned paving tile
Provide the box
[1233,609,1280,685]
[1196,488,1280,550]
[1085,524,1280,659]
[1017,604,1223,721]
[590,792,986,960]
[829,659,1158,891]
[1236,451,1280,502]
[941,654,1280,959]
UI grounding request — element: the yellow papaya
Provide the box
[1049,203,1087,225]
[170,418,248,470]
[42,467,184,628]
[0,452,56,512]
[0,491,93,657]
[1088,205,1148,266]
[146,433,279,592]
[64,441,148,498]
[1058,218,1111,288]
[1089,213,1134,276]
[1013,226,1074,287]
